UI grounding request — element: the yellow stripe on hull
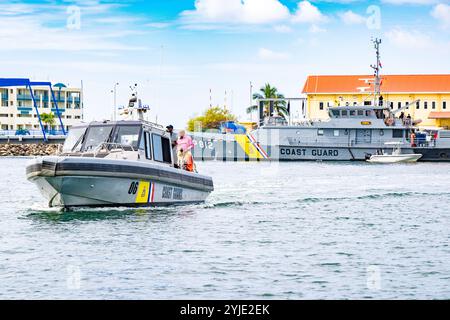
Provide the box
[135,181,150,203]
[234,134,264,159]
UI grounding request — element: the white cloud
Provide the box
[274,25,293,33]
[258,48,290,60]
[385,28,433,48]
[180,0,290,25]
[292,1,327,24]
[146,22,171,29]
[431,3,450,29]
[309,24,326,33]
[339,10,366,25]
[0,2,148,52]
[382,0,439,4]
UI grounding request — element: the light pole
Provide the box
[111,82,119,121]
[249,81,253,122]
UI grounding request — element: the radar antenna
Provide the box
[370,38,382,107]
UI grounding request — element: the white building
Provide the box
[0,83,83,133]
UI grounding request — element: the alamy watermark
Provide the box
[67,6,81,30]
[366,5,381,30]
[66,265,82,290]
[366,265,382,291]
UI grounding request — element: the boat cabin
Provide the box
[62,120,174,166]
[328,106,391,121]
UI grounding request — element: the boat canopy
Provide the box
[62,121,142,153]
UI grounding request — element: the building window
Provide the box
[424,102,428,109]
[319,102,324,110]
[444,101,447,110]
[432,101,436,109]
[390,102,394,110]
[416,101,420,109]
[406,102,409,109]
[398,102,401,109]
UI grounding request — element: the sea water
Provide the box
[0,158,449,299]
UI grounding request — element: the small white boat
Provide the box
[367,142,422,164]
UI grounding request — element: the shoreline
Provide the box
[0,144,60,157]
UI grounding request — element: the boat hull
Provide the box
[367,154,422,163]
[26,157,213,208]
[191,132,450,162]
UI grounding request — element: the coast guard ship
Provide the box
[191,39,450,162]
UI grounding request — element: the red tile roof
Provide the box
[302,74,450,94]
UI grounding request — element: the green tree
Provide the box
[246,83,288,118]
[40,113,56,131]
[187,106,237,132]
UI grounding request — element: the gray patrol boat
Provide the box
[26,94,214,209]
[191,39,450,162]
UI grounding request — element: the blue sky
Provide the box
[1,0,450,127]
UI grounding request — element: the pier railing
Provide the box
[0,130,66,137]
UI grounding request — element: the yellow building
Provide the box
[302,74,450,129]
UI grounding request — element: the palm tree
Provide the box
[40,113,56,132]
[246,83,288,118]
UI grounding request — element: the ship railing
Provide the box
[286,141,410,148]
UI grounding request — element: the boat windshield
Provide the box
[112,125,141,150]
[82,125,114,152]
[62,126,87,153]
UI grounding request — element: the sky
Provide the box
[1,0,450,127]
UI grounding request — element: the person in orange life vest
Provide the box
[178,148,194,172]
[410,130,417,147]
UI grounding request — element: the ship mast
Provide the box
[370,38,382,107]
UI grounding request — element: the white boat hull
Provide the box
[367,154,423,163]
[26,157,214,208]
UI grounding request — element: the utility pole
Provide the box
[209,88,212,108]
[250,81,253,122]
[111,82,119,121]
[81,80,84,121]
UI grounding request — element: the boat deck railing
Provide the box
[59,142,137,158]
[91,142,137,158]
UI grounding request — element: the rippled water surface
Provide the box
[0,158,449,299]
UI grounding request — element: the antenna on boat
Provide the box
[125,83,149,121]
[370,38,382,107]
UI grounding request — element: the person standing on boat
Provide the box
[410,130,417,148]
[177,130,194,153]
[166,125,179,168]
[177,130,195,170]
